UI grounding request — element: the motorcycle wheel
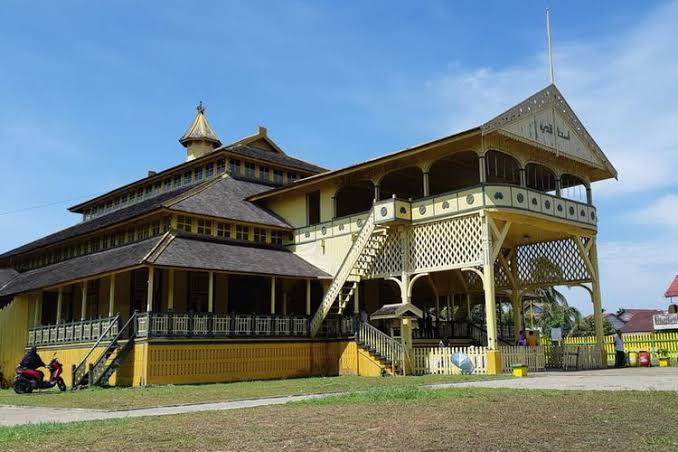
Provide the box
[13,378,32,394]
[57,379,67,392]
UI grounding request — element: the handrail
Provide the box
[71,313,121,388]
[357,322,405,375]
[87,312,138,387]
[309,208,377,337]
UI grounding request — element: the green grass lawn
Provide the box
[2,387,677,451]
[0,374,501,410]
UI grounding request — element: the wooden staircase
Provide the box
[355,322,405,375]
[310,208,387,337]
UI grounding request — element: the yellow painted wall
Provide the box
[291,233,354,276]
[0,296,30,380]
[265,195,307,229]
[319,185,337,223]
[357,346,390,377]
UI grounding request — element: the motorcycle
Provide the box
[14,355,67,394]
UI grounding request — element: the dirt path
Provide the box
[2,367,676,427]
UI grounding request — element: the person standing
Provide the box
[526,330,539,347]
[614,330,625,368]
[516,330,527,346]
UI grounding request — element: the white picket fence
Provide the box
[499,346,547,373]
[413,346,488,375]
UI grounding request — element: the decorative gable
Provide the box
[481,85,617,177]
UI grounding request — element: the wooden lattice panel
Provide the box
[368,229,403,278]
[408,215,484,273]
[515,238,591,287]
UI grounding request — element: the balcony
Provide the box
[295,183,596,245]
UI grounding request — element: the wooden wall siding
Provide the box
[143,340,355,386]
[0,296,29,379]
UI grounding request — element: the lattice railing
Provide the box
[514,238,591,287]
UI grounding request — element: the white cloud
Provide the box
[627,194,678,229]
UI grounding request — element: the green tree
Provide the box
[570,316,614,337]
[524,287,581,337]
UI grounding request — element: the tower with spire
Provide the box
[179,101,222,161]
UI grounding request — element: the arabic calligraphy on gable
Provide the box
[502,108,599,166]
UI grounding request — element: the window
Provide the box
[253,228,266,243]
[271,230,283,245]
[154,182,161,193]
[121,194,128,205]
[145,186,152,198]
[273,170,284,184]
[177,216,193,232]
[162,216,172,232]
[126,229,135,243]
[128,192,136,204]
[306,190,320,225]
[197,219,212,235]
[195,166,203,181]
[173,175,182,188]
[183,171,193,185]
[287,172,298,183]
[259,166,270,181]
[216,159,226,174]
[136,188,144,200]
[188,272,209,313]
[217,222,231,238]
[244,162,256,178]
[236,225,250,240]
[205,162,214,178]
[151,221,161,236]
[229,159,241,175]
[163,179,171,191]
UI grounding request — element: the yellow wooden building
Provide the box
[0,84,616,386]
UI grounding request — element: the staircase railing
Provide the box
[87,311,138,387]
[357,322,405,375]
[71,313,121,389]
[309,208,378,337]
[469,322,513,346]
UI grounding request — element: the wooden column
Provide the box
[511,290,522,340]
[208,271,214,313]
[519,168,526,187]
[590,239,606,367]
[108,273,116,317]
[555,177,562,197]
[586,186,593,205]
[270,276,276,314]
[466,294,472,321]
[423,171,430,197]
[483,263,497,350]
[353,282,360,314]
[81,282,88,320]
[34,293,42,326]
[282,292,288,316]
[56,287,63,324]
[146,267,154,313]
[479,155,487,183]
[224,274,229,313]
[373,183,380,202]
[167,269,175,311]
[331,196,337,219]
[306,279,311,315]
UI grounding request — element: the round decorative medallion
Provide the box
[493,192,503,200]
[557,204,564,212]
[419,205,426,215]
[399,206,407,215]
[544,200,551,209]
[380,206,388,217]
[466,194,474,205]
[304,232,310,238]
[356,219,363,227]
[338,224,345,231]
[516,193,524,203]
[531,197,538,206]
[321,226,327,235]
[442,200,450,209]
[580,209,586,217]
[569,206,575,215]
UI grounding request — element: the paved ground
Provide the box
[433,367,678,391]
[1,367,676,427]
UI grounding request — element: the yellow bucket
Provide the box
[628,351,638,367]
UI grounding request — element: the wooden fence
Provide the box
[498,346,546,373]
[562,332,678,365]
[413,346,488,375]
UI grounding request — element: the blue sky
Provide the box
[1,1,676,314]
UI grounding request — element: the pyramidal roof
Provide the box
[179,102,222,147]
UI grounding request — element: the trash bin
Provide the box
[639,351,651,367]
[628,351,638,367]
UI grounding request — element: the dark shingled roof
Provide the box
[168,177,292,228]
[0,185,196,260]
[149,234,329,279]
[0,237,163,297]
[0,269,18,289]
[224,144,327,174]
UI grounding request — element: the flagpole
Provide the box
[546,8,555,84]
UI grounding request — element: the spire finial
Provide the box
[546,8,555,84]
[197,101,205,114]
